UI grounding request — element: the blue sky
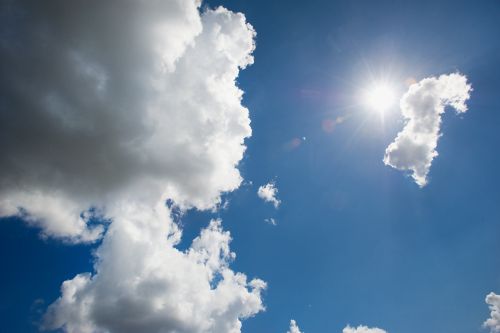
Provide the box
[1,0,500,333]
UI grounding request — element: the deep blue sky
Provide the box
[1,0,500,332]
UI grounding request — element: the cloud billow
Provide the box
[384,73,472,186]
[0,0,255,242]
[1,1,265,332]
[485,292,500,332]
[42,205,266,333]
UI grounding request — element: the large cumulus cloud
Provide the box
[0,0,255,242]
[383,73,472,186]
[1,1,265,332]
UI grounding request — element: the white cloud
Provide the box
[1,1,265,332]
[42,204,266,333]
[383,73,472,186]
[284,322,386,333]
[264,217,277,226]
[0,1,255,242]
[287,320,303,333]
[484,292,500,332]
[343,325,387,333]
[257,182,281,208]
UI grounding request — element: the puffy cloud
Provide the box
[343,325,387,333]
[484,292,500,332]
[287,320,303,333]
[0,0,255,242]
[42,204,266,333]
[1,0,265,332]
[383,73,472,186]
[257,182,281,208]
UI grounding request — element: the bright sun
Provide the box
[363,83,395,113]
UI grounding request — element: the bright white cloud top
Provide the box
[0,0,264,332]
[343,325,388,333]
[484,292,500,332]
[257,182,281,208]
[287,320,303,333]
[384,73,472,186]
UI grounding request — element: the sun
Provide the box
[362,83,396,113]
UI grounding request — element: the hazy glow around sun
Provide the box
[363,83,396,113]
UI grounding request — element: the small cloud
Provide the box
[484,292,500,332]
[215,199,230,211]
[343,325,387,333]
[287,320,303,333]
[264,218,277,226]
[384,73,472,186]
[257,182,281,208]
[285,321,387,333]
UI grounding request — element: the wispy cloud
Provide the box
[384,73,472,186]
[343,325,388,333]
[264,217,277,226]
[286,321,387,333]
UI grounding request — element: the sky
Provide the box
[0,0,500,333]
